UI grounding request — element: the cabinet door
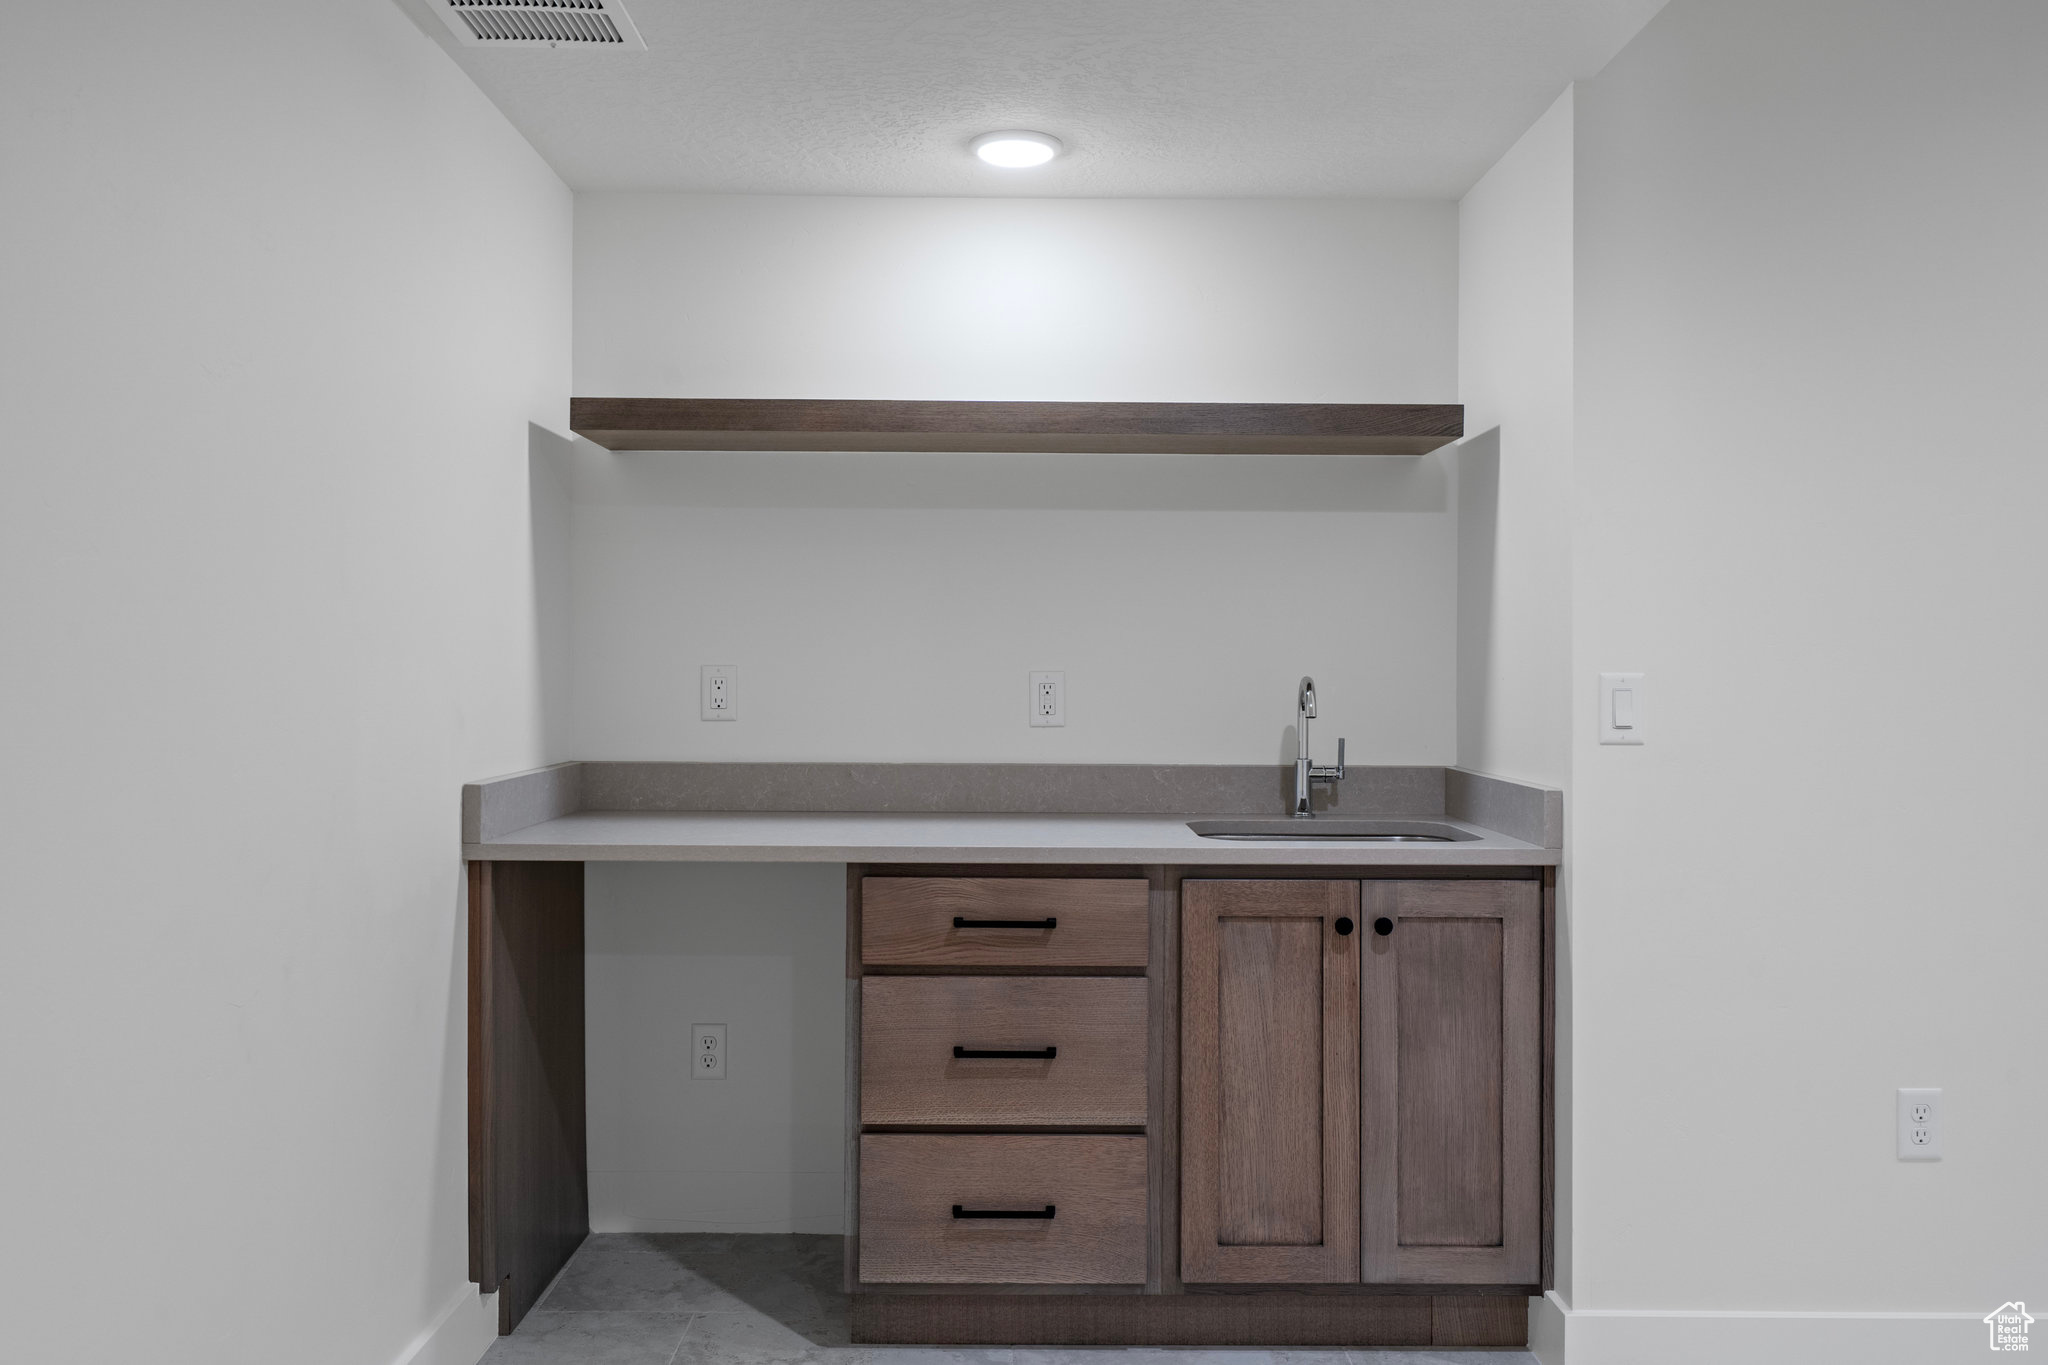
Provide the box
[1361,880,1540,1284]
[1181,879,1360,1283]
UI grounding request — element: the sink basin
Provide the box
[1187,818,1480,842]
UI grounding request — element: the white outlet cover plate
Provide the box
[1897,1086,1940,1159]
[1598,672,1645,745]
[1029,671,1065,728]
[701,664,736,721]
[692,1023,726,1080]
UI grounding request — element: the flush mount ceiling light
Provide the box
[971,131,1063,169]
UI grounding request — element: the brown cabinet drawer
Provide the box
[861,877,1149,967]
[861,977,1147,1126]
[858,1134,1147,1284]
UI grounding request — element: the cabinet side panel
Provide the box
[1396,918,1505,1247]
[845,865,864,1295]
[1217,917,1325,1245]
[467,862,495,1291]
[477,860,588,1333]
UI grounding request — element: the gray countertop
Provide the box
[461,763,1561,866]
[464,808,1553,864]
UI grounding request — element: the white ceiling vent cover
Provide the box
[430,0,646,50]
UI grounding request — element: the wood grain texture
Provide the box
[1361,881,1540,1286]
[851,1291,1435,1345]
[861,977,1147,1125]
[862,877,1149,967]
[1396,916,1504,1246]
[468,860,588,1334]
[1148,866,1183,1295]
[1432,1292,1530,1346]
[859,1135,1147,1285]
[844,864,865,1296]
[467,862,492,1290]
[569,398,1464,456]
[1541,867,1556,1293]
[1218,917,1325,1245]
[1181,881,1359,1284]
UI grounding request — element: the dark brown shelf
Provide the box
[569,398,1462,456]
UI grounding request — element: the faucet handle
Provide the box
[1334,737,1346,778]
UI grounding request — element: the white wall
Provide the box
[1456,89,1575,790]
[586,864,847,1233]
[1453,86,1578,1314]
[0,4,569,1363]
[569,194,1461,765]
[576,194,1456,403]
[569,195,1461,1228]
[1557,1,2048,1358]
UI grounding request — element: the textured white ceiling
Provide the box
[420,0,1667,197]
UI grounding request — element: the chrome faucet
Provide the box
[1292,676,1347,817]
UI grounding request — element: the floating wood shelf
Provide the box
[569,398,1463,456]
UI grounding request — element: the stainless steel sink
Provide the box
[1187,818,1479,842]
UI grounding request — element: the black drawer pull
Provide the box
[952,1204,1056,1219]
[952,916,1057,929]
[953,1046,1058,1059]
[1374,916,1395,936]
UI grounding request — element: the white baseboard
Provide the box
[392,1285,499,1365]
[1529,1291,1568,1365]
[1530,1291,1988,1365]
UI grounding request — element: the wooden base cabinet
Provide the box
[1181,878,1541,1289]
[1362,880,1541,1284]
[1179,880,1360,1283]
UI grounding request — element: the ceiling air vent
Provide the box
[430,0,646,50]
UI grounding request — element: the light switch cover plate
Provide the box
[1599,672,1645,745]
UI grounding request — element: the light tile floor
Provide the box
[480,1235,1535,1365]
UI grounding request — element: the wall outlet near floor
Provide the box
[700,665,736,721]
[1897,1087,1940,1159]
[1029,671,1065,727]
[692,1023,726,1079]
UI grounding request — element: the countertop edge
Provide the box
[460,762,1564,863]
[463,841,1561,866]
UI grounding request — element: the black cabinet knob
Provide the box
[1373,916,1394,936]
[1334,917,1354,936]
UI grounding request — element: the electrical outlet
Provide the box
[1897,1087,1940,1159]
[1029,671,1065,728]
[700,665,736,721]
[692,1023,726,1080]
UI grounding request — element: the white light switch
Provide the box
[1599,672,1645,745]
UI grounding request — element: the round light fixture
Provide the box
[971,130,1063,169]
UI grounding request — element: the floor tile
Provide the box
[544,1233,845,1319]
[539,1235,740,1313]
[858,1349,1016,1365]
[479,1311,692,1365]
[498,1237,1536,1365]
[671,1310,853,1365]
